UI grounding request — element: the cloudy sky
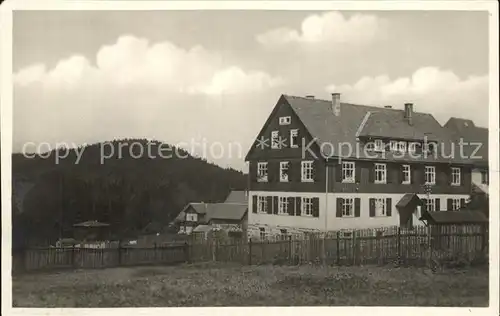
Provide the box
[13,10,489,171]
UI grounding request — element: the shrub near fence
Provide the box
[12,224,488,273]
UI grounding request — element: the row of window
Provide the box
[257,160,462,185]
[252,195,467,218]
[270,129,299,149]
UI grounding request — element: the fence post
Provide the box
[336,231,340,265]
[481,223,487,251]
[288,235,292,265]
[118,240,123,266]
[184,241,190,263]
[426,226,432,268]
[71,244,76,267]
[248,238,252,265]
[397,227,401,265]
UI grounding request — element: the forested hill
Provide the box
[12,139,247,247]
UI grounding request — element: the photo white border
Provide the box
[1,1,498,316]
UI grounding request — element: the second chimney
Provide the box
[332,93,341,116]
[404,103,413,125]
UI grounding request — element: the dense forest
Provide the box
[11,139,247,247]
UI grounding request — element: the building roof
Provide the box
[204,203,248,222]
[420,210,488,225]
[73,220,110,227]
[443,117,488,166]
[396,193,423,209]
[193,225,212,233]
[282,95,476,164]
[224,190,248,204]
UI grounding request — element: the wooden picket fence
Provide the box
[189,225,488,267]
[12,224,488,274]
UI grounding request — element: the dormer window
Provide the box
[408,142,418,154]
[279,116,291,125]
[374,139,384,152]
[397,141,407,153]
[389,140,398,151]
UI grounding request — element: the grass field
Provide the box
[12,262,489,307]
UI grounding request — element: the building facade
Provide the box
[244,94,475,239]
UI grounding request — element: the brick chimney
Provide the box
[404,103,413,125]
[332,93,341,116]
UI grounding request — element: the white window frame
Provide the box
[425,166,436,185]
[279,116,291,125]
[280,161,289,182]
[342,161,355,183]
[301,197,313,216]
[301,161,314,182]
[398,141,407,153]
[342,198,355,217]
[451,198,461,211]
[186,213,198,222]
[257,196,268,214]
[374,139,384,152]
[374,163,387,184]
[408,142,417,154]
[402,165,411,184]
[271,131,279,149]
[278,196,289,215]
[426,198,436,212]
[290,129,299,148]
[389,140,398,151]
[451,167,461,186]
[375,198,387,216]
[257,162,268,182]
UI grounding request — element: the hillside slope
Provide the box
[12,139,247,247]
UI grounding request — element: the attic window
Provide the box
[374,139,385,152]
[279,116,291,125]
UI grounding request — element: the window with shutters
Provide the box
[342,161,355,183]
[375,163,387,184]
[342,198,354,217]
[280,161,289,182]
[301,161,314,182]
[451,198,461,210]
[257,162,268,182]
[278,196,289,215]
[451,167,461,186]
[425,166,436,185]
[375,198,386,216]
[271,131,280,149]
[426,198,436,212]
[290,129,299,148]
[301,197,313,216]
[259,227,266,239]
[402,165,411,184]
[257,196,268,213]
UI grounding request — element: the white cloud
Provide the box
[326,67,489,127]
[13,35,283,171]
[257,11,384,47]
[14,35,283,94]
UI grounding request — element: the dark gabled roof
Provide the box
[396,193,423,209]
[224,190,247,204]
[420,210,488,225]
[444,117,488,166]
[204,203,248,222]
[283,95,471,164]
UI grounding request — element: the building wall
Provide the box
[472,167,489,194]
[250,160,472,195]
[248,191,469,232]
